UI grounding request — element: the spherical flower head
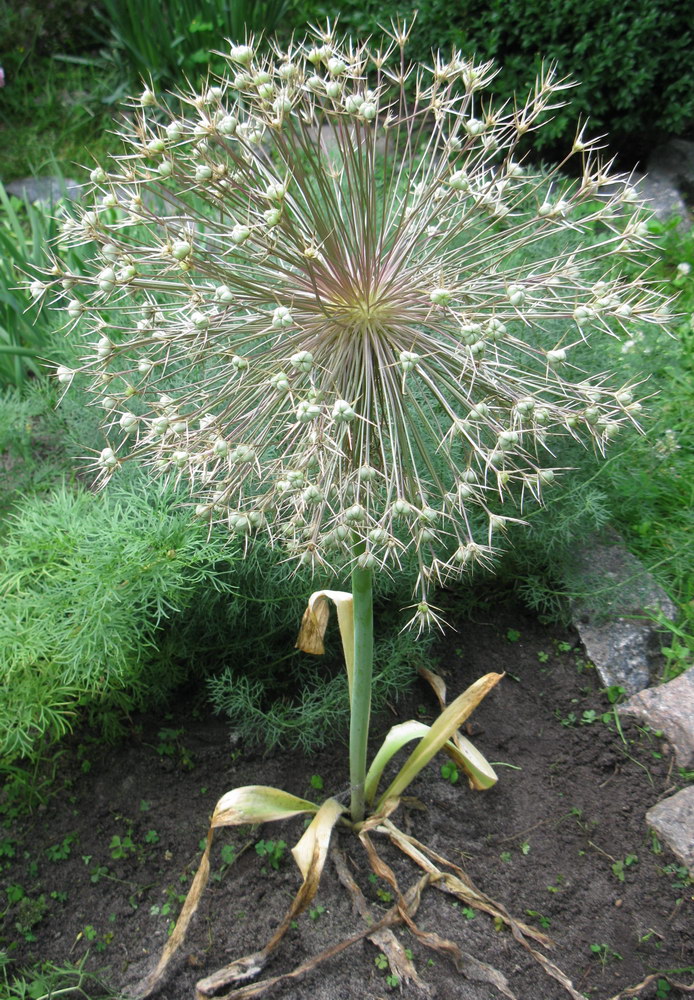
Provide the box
[45,27,670,621]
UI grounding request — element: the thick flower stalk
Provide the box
[39,24,668,626]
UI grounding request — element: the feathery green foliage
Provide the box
[0,482,235,764]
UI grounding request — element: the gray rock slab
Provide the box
[618,667,694,767]
[634,171,691,227]
[5,176,82,205]
[646,785,694,878]
[648,139,694,205]
[575,621,658,694]
[567,530,678,694]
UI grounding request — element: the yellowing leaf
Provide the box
[444,734,498,790]
[212,785,320,827]
[364,721,431,806]
[291,797,345,880]
[295,590,354,696]
[376,673,503,809]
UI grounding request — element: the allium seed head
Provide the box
[42,27,670,620]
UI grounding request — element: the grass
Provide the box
[0,58,122,184]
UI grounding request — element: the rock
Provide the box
[5,176,82,205]
[648,139,694,205]
[627,139,694,229]
[646,785,694,878]
[567,530,678,694]
[574,621,660,694]
[618,667,694,767]
[634,171,691,227]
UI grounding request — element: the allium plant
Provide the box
[36,22,670,996]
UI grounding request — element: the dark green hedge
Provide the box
[290,0,694,163]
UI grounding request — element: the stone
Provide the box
[618,667,694,767]
[633,171,691,227]
[648,139,694,205]
[567,530,678,694]
[5,176,82,205]
[646,785,694,878]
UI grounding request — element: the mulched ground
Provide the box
[2,598,693,1000]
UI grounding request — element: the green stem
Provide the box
[349,543,374,823]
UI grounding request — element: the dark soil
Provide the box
[2,600,693,1000]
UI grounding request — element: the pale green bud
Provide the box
[229,44,253,65]
[344,503,365,524]
[272,306,293,328]
[231,444,255,463]
[547,348,567,366]
[399,350,420,371]
[296,401,320,422]
[430,287,453,307]
[449,170,470,192]
[290,350,313,373]
[218,115,238,136]
[97,267,116,292]
[98,447,118,470]
[264,207,282,227]
[119,412,138,434]
[270,372,290,393]
[332,399,356,422]
[230,224,250,244]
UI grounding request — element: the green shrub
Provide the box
[0,481,239,765]
[0,461,429,769]
[289,0,694,161]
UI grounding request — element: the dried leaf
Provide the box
[295,590,354,696]
[196,798,345,998]
[212,785,319,827]
[420,667,498,789]
[376,673,503,808]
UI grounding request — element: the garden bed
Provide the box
[3,598,692,1000]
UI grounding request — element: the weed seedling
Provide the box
[440,760,459,785]
[547,875,565,893]
[255,839,287,872]
[374,953,388,970]
[590,942,623,968]
[309,775,324,791]
[309,904,326,920]
[109,834,136,860]
[46,834,77,862]
[537,650,550,663]
[611,854,638,882]
[526,909,551,929]
[506,629,521,643]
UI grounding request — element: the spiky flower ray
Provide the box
[40,23,670,625]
